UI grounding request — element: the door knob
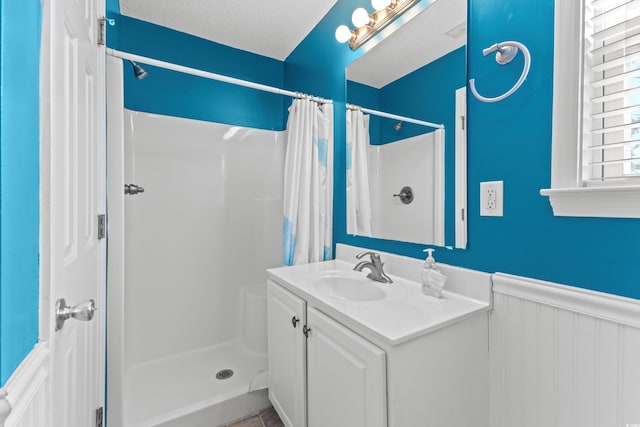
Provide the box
[55,298,96,331]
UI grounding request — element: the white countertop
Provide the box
[267,256,491,346]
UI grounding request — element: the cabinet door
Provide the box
[267,280,307,427]
[307,307,387,427]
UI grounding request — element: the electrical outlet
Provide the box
[487,188,496,209]
[480,181,503,216]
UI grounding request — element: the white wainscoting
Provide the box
[490,273,640,427]
[0,344,50,427]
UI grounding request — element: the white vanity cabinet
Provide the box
[267,280,387,427]
[267,280,307,427]
[266,250,492,427]
[306,307,386,427]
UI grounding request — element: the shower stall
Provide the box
[106,57,284,426]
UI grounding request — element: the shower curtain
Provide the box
[283,98,334,266]
[346,109,372,236]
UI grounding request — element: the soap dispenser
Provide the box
[421,248,447,298]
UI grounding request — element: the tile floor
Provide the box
[223,407,284,427]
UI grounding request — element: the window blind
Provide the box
[585,0,640,183]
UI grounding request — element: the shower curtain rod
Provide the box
[347,103,444,130]
[106,48,333,104]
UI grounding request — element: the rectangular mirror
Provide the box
[345,0,467,247]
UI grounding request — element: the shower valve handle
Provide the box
[125,184,145,195]
[393,186,414,204]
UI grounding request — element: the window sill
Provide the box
[540,186,640,218]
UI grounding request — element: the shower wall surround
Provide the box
[123,110,284,367]
[367,132,442,244]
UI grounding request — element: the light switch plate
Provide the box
[480,181,503,216]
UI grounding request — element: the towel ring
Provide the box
[469,40,531,103]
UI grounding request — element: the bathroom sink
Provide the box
[311,270,403,302]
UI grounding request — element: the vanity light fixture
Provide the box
[335,0,419,50]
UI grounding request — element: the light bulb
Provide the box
[371,0,391,11]
[335,25,353,43]
[351,7,370,27]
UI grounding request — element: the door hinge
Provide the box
[460,115,466,130]
[461,208,465,221]
[95,406,104,427]
[98,214,106,240]
[98,17,106,46]
[487,311,492,353]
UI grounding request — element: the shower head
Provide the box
[128,60,148,80]
[394,121,403,131]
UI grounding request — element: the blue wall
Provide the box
[0,0,41,385]
[346,80,380,143]
[106,0,119,15]
[347,46,466,146]
[378,46,465,144]
[288,0,640,299]
[460,0,638,299]
[107,14,287,130]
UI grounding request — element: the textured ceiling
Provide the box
[119,0,339,61]
[347,0,467,88]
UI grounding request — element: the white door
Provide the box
[267,281,307,427]
[306,307,387,427]
[44,0,106,424]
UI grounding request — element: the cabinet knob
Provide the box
[291,316,300,328]
[303,325,311,338]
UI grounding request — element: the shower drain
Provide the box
[215,369,234,380]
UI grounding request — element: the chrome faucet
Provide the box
[353,251,393,283]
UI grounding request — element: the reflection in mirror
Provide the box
[345,0,467,247]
